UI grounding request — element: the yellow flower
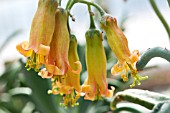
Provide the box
[66,35,82,92]
[38,8,81,78]
[82,29,114,101]
[16,0,58,71]
[47,35,82,107]
[100,15,148,87]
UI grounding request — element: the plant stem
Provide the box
[66,0,106,16]
[66,0,74,36]
[150,0,170,40]
[66,0,74,10]
[136,47,170,71]
[78,0,106,16]
[88,5,96,29]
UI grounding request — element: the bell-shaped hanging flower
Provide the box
[66,35,82,92]
[100,15,148,87]
[82,29,114,101]
[38,8,82,78]
[16,0,58,71]
[47,35,82,107]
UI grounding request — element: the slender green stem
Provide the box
[78,1,106,16]
[66,0,105,35]
[66,0,74,10]
[150,0,170,40]
[136,47,170,71]
[88,5,96,29]
[66,0,106,16]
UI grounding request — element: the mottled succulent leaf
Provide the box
[111,89,170,110]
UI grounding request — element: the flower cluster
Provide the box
[16,0,114,107]
[16,0,82,107]
[16,0,148,108]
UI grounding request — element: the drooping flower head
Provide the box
[16,0,58,71]
[38,8,82,107]
[48,35,82,107]
[38,8,81,78]
[66,35,82,93]
[100,15,148,87]
[82,29,114,101]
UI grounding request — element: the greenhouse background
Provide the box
[0,0,170,113]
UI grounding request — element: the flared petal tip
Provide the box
[129,50,140,64]
[45,64,64,75]
[74,86,82,93]
[81,85,96,101]
[16,41,33,57]
[68,61,82,74]
[84,95,95,101]
[111,64,122,76]
[105,86,115,98]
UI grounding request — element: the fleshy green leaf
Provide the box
[111,89,170,111]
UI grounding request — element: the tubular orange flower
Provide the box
[48,35,82,107]
[66,35,82,93]
[16,0,58,71]
[100,15,148,87]
[38,8,81,78]
[82,29,114,101]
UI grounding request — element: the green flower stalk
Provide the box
[82,29,114,101]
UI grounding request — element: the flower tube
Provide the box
[48,35,82,107]
[100,15,148,87]
[66,35,82,92]
[82,29,114,101]
[38,8,82,78]
[16,0,58,71]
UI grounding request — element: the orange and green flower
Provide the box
[82,29,114,101]
[100,15,148,87]
[38,8,81,78]
[47,35,82,107]
[16,0,58,71]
